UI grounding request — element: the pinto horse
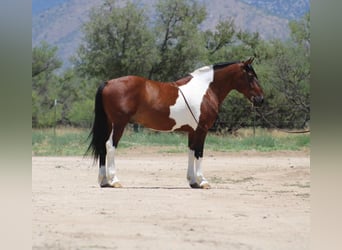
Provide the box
[88,58,264,189]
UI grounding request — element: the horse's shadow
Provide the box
[99,186,227,190]
[115,186,189,190]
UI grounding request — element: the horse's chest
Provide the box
[169,79,210,131]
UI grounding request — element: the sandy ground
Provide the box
[32,149,310,250]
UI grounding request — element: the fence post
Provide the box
[252,106,256,138]
[54,99,57,152]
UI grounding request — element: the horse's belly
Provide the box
[132,109,176,131]
[133,106,196,132]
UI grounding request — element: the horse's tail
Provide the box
[87,82,109,161]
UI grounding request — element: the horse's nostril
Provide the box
[253,96,264,106]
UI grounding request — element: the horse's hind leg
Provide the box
[101,123,127,188]
[106,128,122,188]
[98,128,120,187]
[98,153,108,187]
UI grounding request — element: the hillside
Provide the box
[32,0,310,70]
[240,0,310,20]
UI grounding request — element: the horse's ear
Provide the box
[244,57,254,66]
[241,57,254,70]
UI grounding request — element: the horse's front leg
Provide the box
[187,131,210,189]
[187,149,198,188]
[194,156,210,189]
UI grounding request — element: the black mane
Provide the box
[213,61,258,79]
[213,61,239,71]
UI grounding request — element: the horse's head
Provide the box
[235,58,264,107]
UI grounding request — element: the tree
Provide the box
[289,13,310,56]
[204,19,236,63]
[32,42,96,128]
[56,70,98,127]
[74,0,157,80]
[32,41,62,127]
[150,0,207,81]
[32,41,62,78]
[259,13,310,129]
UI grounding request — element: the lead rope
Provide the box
[253,106,310,134]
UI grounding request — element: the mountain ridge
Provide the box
[32,0,310,70]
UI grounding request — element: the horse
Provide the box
[88,57,264,189]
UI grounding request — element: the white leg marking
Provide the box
[106,140,120,185]
[98,165,108,187]
[195,157,209,187]
[187,150,197,185]
[98,129,120,187]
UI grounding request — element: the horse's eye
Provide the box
[248,74,254,82]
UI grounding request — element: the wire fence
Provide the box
[34,99,310,136]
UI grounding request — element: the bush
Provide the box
[66,99,94,128]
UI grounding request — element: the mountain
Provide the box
[240,0,310,20]
[32,0,310,70]
[32,0,69,15]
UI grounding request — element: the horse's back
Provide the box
[105,75,146,92]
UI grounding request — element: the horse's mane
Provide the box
[214,61,258,79]
[213,61,239,71]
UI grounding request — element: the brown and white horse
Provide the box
[88,58,264,188]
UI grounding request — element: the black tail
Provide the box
[87,82,109,161]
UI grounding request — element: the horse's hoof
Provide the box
[100,183,112,188]
[190,183,201,189]
[112,182,123,188]
[100,182,123,188]
[200,183,211,189]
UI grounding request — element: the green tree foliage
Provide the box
[32,42,97,128]
[150,0,207,81]
[56,70,98,127]
[32,41,62,127]
[204,19,236,63]
[265,42,310,128]
[257,14,310,129]
[32,41,62,78]
[74,0,157,80]
[289,13,310,56]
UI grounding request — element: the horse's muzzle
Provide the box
[252,96,264,107]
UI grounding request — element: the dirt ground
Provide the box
[32,149,310,250]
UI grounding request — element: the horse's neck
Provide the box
[210,68,237,105]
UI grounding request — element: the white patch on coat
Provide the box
[169,65,214,130]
